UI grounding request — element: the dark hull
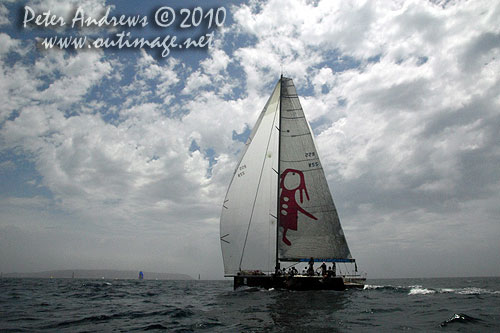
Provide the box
[234,275,351,291]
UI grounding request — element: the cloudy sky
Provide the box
[1,0,499,279]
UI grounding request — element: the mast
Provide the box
[275,74,283,274]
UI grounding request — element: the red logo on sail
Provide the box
[279,169,317,246]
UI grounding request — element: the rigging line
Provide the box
[238,87,280,271]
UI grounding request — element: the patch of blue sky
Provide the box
[224,67,247,99]
[189,142,220,178]
[189,139,200,153]
[367,54,381,64]
[36,71,62,92]
[337,97,347,107]
[2,46,29,68]
[232,125,250,144]
[417,56,428,66]
[3,1,38,39]
[0,149,53,199]
[204,147,216,178]
[223,24,259,50]
[317,49,363,74]
[230,126,251,159]
[90,52,188,123]
[297,79,315,97]
[310,115,335,136]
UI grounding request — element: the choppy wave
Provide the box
[408,285,436,295]
[363,284,407,292]
[455,287,500,295]
[364,284,500,296]
[440,313,481,327]
[1,277,498,332]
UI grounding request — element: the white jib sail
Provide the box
[278,77,352,261]
[220,81,280,276]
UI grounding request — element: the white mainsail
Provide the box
[220,77,352,277]
[278,77,351,261]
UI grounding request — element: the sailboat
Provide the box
[220,76,365,290]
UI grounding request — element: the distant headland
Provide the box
[1,269,193,280]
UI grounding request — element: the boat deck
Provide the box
[234,274,365,291]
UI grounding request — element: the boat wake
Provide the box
[363,284,403,292]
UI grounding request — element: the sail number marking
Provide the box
[306,152,318,168]
[237,164,247,177]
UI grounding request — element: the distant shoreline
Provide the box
[1,269,193,280]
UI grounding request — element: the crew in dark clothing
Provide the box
[307,257,315,276]
[326,266,333,278]
[320,262,327,276]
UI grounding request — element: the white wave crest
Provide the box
[408,285,436,295]
[363,284,384,290]
[457,287,494,295]
[439,288,455,293]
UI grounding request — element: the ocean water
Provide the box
[1,277,499,332]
